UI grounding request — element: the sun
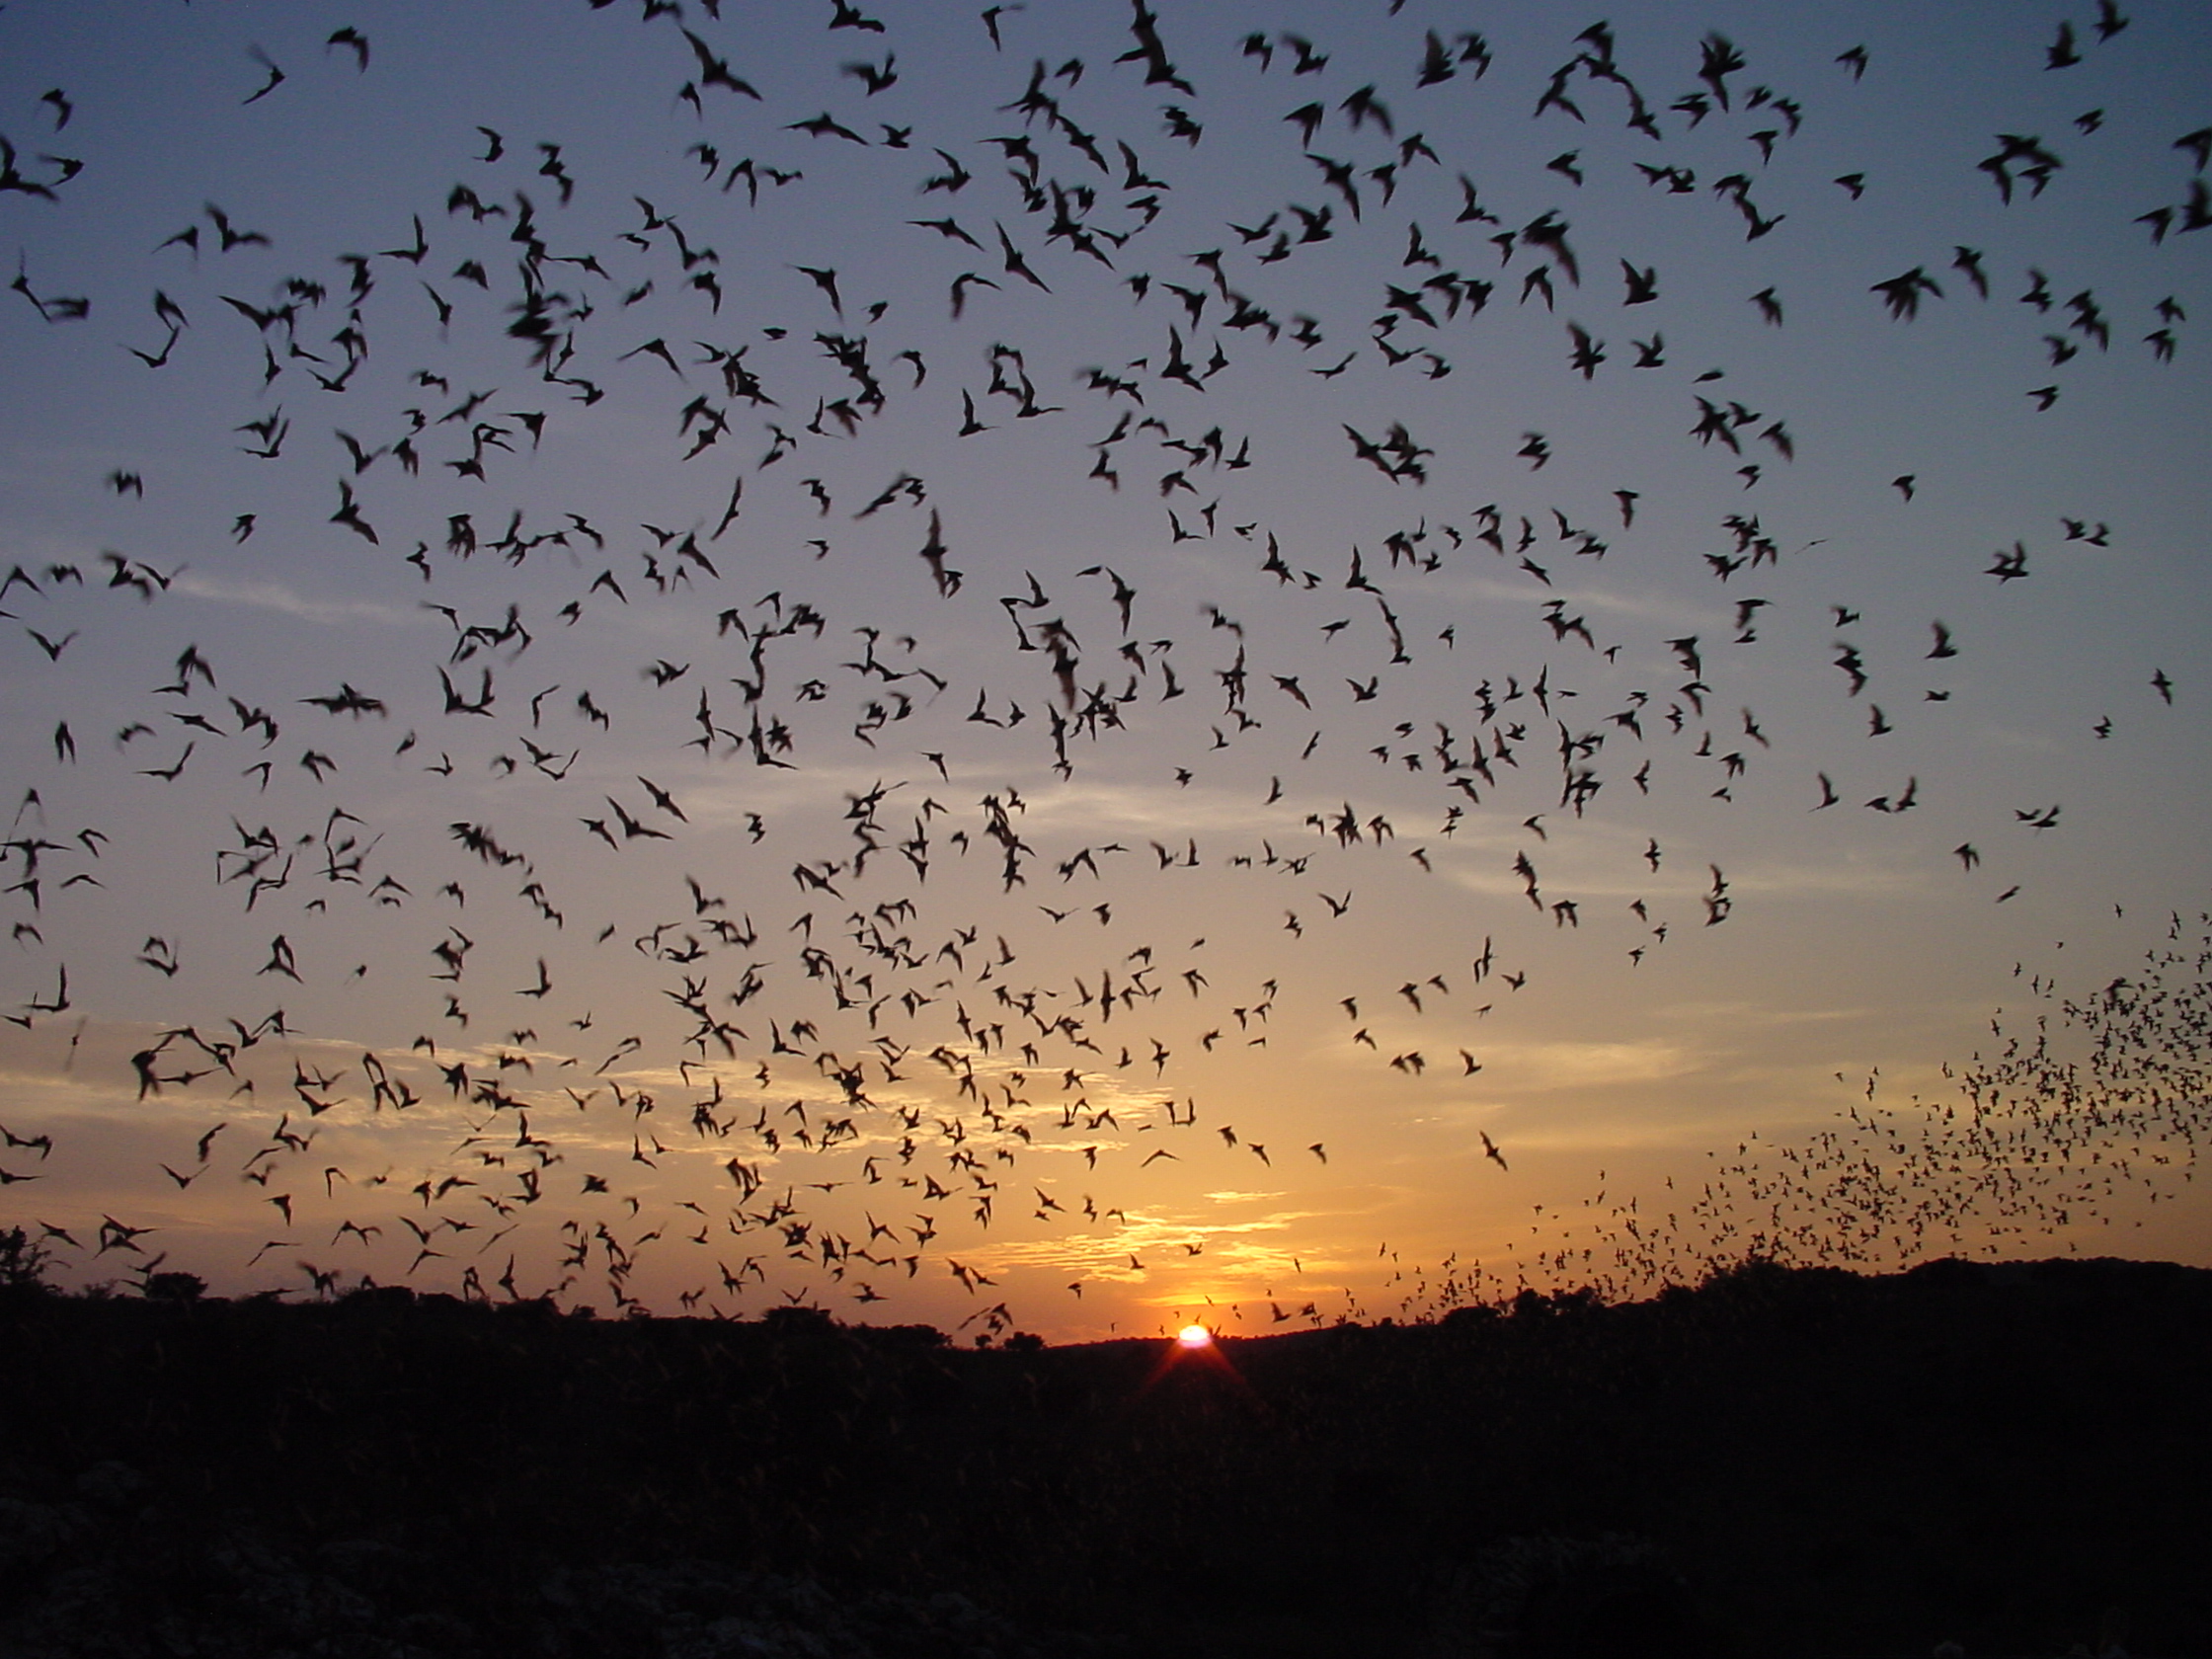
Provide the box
[1138,1321,1245,1394]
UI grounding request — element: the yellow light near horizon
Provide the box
[1177,1324,1212,1348]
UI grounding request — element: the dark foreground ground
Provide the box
[1,1255,2207,1659]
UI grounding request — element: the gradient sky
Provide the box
[2,0,2207,1338]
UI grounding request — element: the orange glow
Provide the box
[1132,1319,1249,1397]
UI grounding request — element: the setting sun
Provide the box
[1177,1325,1213,1348]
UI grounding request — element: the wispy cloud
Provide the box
[1475,1037,1703,1090]
[174,574,420,627]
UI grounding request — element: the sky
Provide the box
[1,0,2207,1339]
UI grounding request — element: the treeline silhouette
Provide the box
[1,1238,2206,1658]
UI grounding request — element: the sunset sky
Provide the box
[2,0,2206,1338]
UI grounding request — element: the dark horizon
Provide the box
[2,0,2206,1341]
[5,1246,2209,1657]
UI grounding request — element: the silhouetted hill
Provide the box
[2,1254,2206,1658]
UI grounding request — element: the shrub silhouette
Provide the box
[0,1225,53,1300]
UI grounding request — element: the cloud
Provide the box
[173,573,422,627]
[1477,1037,1703,1090]
[1014,775,1307,839]
[1413,568,1718,629]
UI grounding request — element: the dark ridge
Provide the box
[2,1244,2208,1658]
